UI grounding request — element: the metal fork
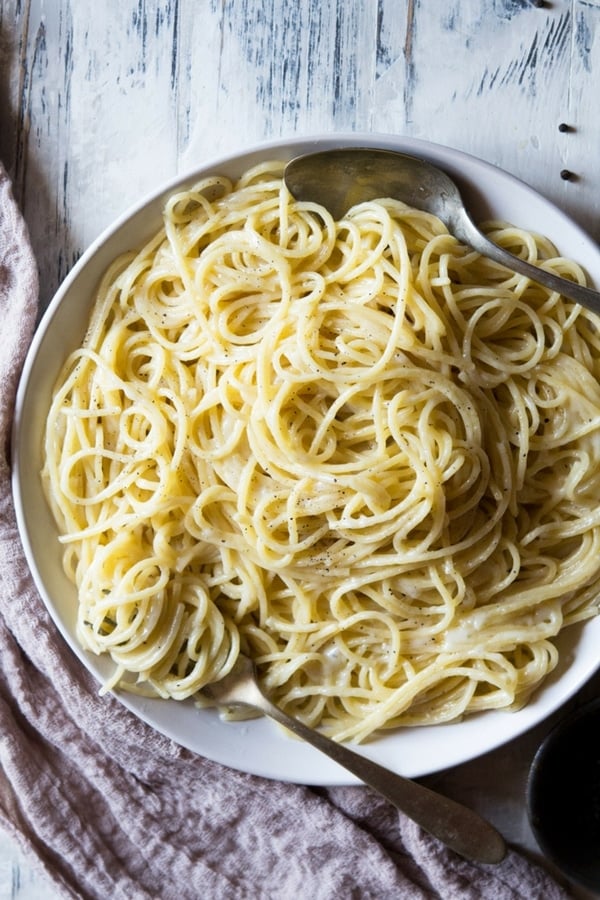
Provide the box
[202,654,506,864]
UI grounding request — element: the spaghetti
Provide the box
[43,161,600,742]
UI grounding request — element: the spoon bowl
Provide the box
[202,654,506,865]
[284,148,600,314]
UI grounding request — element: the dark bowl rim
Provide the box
[526,696,600,892]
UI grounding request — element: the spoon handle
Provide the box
[250,689,506,865]
[453,209,600,313]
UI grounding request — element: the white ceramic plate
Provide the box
[12,134,600,785]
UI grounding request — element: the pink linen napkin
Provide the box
[0,159,571,900]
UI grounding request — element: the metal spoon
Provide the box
[202,654,506,865]
[284,147,600,314]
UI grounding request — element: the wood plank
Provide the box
[564,0,600,239]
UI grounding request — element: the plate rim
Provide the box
[12,132,600,785]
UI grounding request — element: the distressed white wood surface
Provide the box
[1,0,600,896]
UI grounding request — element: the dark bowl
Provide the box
[527,698,600,893]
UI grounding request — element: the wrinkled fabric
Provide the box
[0,160,570,900]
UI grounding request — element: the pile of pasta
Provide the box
[43,162,600,742]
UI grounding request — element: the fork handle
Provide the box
[253,692,506,865]
[452,206,600,313]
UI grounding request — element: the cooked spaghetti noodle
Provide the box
[43,161,600,742]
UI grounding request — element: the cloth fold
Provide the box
[0,159,570,900]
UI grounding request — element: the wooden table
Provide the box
[1,1,600,896]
